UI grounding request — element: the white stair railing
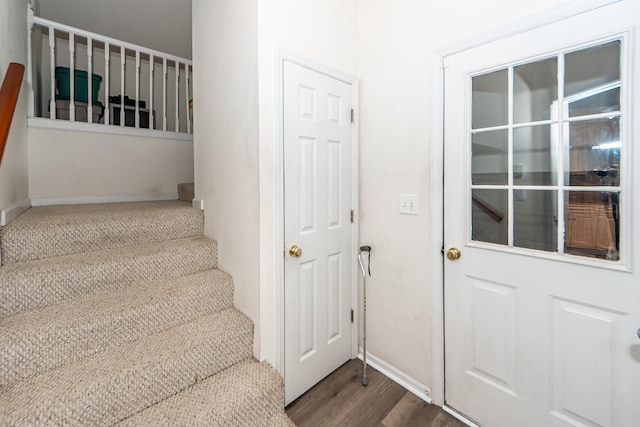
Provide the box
[27,7,193,134]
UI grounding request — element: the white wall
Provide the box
[256,0,360,364]
[192,0,261,355]
[28,127,193,202]
[0,0,30,212]
[358,0,571,393]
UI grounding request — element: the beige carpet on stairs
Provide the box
[0,200,294,426]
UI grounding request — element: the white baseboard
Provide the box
[1,199,32,226]
[443,405,481,427]
[192,198,204,210]
[30,192,178,207]
[358,347,432,403]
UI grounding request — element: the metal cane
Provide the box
[358,245,371,386]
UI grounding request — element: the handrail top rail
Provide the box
[33,16,192,66]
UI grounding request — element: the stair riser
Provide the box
[0,272,234,386]
[0,237,217,317]
[117,360,285,427]
[1,201,204,264]
[0,310,254,426]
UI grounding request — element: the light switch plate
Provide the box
[400,194,419,215]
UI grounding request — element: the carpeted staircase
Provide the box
[0,200,294,426]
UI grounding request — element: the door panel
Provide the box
[284,61,353,404]
[444,2,640,426]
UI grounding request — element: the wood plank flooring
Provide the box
[286,359,467,427]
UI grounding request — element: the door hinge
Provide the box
[351,309,354,323]
[350,108,355,123]
[350,210,354,223]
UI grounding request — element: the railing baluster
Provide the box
[33,16,192,134]
[87,37,93,124]
[135,50,140,128]
[175,62,179,132]
[27,3,35,117]
[120,46,125,127]
[49,26,56,119]
[149,55,154,130]
[69,32,75,122]
[185,65,191,134]
[162,57,167,131]
[104,42,110,125]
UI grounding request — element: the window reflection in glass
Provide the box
[565,191,619,261]
[567,118,620,186]
[472,69,508,129]
[514,57,558,123]
[472,189,508,245]
[472,130,508,185]
[513,190,557,252]
[513,125,557,185]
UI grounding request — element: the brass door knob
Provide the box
[446,247,461,261]
[289,245,302,258]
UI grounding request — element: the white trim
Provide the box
[28,118,193,142]
[192,198,204,210]
[358,348,432,404]
[429,52,446,407]
[435,0,621,57]
[30,192,178,206]
[274,49,360,379]
[1,199,32,226]
[443,406,481,427]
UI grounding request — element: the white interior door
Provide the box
[444,2,640,426]
[283,61,354,404]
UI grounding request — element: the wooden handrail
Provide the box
[0,62,25,167]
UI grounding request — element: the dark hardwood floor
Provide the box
[286,359,467,427]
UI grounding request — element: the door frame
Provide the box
[429,0,624,418]
[274,51,360,379]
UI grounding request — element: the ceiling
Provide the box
[33,0,192,59]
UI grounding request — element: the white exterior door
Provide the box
[444,2,640,426]
[283,61,354,404]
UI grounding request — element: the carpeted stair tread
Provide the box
[0,200,204,264]
[0,269,234,386]
[0,236,218,317]
[117,359,290,426]
[0,308,254,426]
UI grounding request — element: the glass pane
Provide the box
[567,118,620,186]
[565,41,620,98]
[568,86,620,117]
[472,69,508,129]
[565,191,619,261]
[472,189,508,245]
[513,125,557,185]
[514,57,558,123]
[513,190,557,252]
[472,130,508,185]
